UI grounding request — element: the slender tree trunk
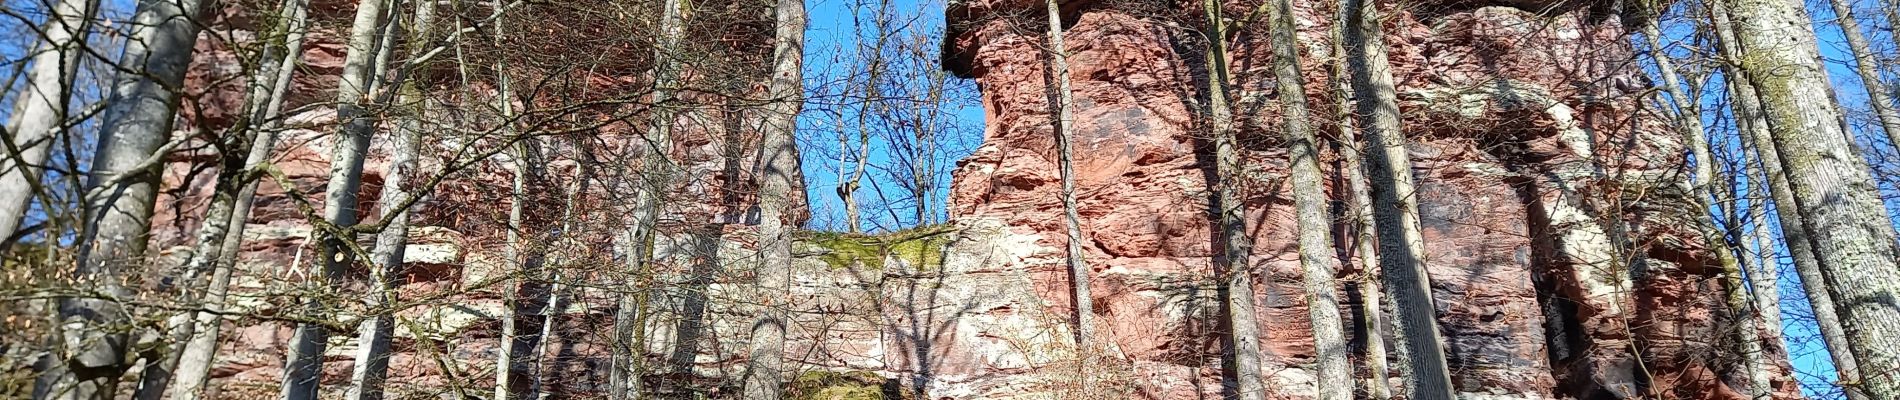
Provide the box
[0,0,97,242]
[1730,82,1785,349]
[345,3,436,397]
[1727,0,1900,396]
[134,11,306,393]
[1251,0,1352,397]
[1707,1,1865,396]
[491,1,552,397]
[281,0,394,398]
[1344,132,1393,400]
[1730,93,1787,371]
[165,1,312,397]
[740,0,804,397]
[33,0,206,396]
[1340,0,1455,397]
[1822,0,1900,151]
[611,0,685,397]
[1327,13,1392,398]
[344,87,425,400]
[1200,2,1267,399]
[524,146,592,400]
[1637,18,1773,397]
[1041,0,1093,355]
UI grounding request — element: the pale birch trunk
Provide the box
[1821,0,1900,152]
[1041,0,1093,354]
[343,88,424,400]
[1200,2,1267,398]
[1341,0,1456,396]
[1727,0,1900,396]
[1255,0,1351,397]
[281,0,393,397]
[740,0,805,397]
[165,1,313,397]
[36,0,206,397]
[1327,11,1392,397]
[345,2,437,396]
[1709,1,1864,396]
[610,0,685,397]
[491,0,553,397]
[1637,18,1772,397]
[0,0,97,242]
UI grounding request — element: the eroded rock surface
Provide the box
[151,0,1799,398]
[935,0,1798,398]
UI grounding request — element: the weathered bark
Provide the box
[1200,2,1267,399]
[1343,132,1393,400]
[491,0,551,397]
[740,0,804,397]
[522,145,592,400]
[1730,82,1785,350]
[1041,0,1093,352]
[1727,0,1900,395]
[610,0,685,397]
[1340,0,1455,397]
[1252,0,1352,397]
[345,3,436,397]
[165,1,312,397]
[1707,1,1864,396]
[33,0,205,396]
[344,86,424,400]
[281,0,393,397]
[0,0,97,242]
[1326,12,1391,397]
[1822,0,1900,152]
[1637,18,1772,397]
[1723,80,1786,353]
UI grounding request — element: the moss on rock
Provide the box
[798,224,956,270]
[788,370,902,400]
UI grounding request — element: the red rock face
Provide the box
[148,0,1803,398]
[941,0,1800,398]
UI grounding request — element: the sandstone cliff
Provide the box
[147,0,1797,398]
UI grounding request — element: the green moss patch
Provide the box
[788,370,904,400]
[798,224,956,270]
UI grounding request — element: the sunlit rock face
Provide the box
[937,0,1802,398]
[144,0,1803,398]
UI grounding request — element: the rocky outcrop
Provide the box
[935,0,1798,398]
[147,0,1798,398]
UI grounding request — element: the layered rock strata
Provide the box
[143,0,1800,398]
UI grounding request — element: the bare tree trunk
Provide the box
[1326,12,1392,397]
[1249,0,1352,397]
[1721,75,1786,352]
[165,1,312,397]
[490,0,551,397]
[1344,134,1393,400]
[32,0,205,396]
[1340,0,1455,397]
[1041,0,1093,356]
[345,3,436,397]
[523,145,592,400]
[281,0,394,397]
[740,0,804,397]
[1726,0,1900,396]
[1707,1,1864,396]
[0,0,97,242]
[1199,2,1267,399]
[1822,0,1900,151]
[611,0,685,397]
[1636,17,1772,397]
[1730,82,1785,349]
[344,86,425,400]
